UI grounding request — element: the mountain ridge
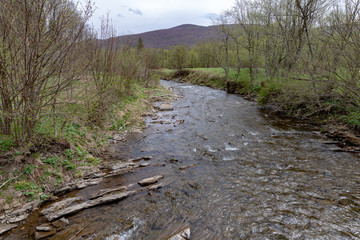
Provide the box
[114,24,218,49]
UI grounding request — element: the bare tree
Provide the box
[211,14,233,90]
[0,0,93,145]
[88,14,125,125]
[294,0,331,108]
[323,0,360,107]
[229,0,262,88]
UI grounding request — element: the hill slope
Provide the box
[115,24,218,49]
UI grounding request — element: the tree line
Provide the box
[160,0,360,124]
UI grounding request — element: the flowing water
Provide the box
[5,81,360,239]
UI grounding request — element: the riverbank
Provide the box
[6,79,359,239]
[0,82,174,232]
[159,68,360,150]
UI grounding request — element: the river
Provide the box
[5,80,360,239]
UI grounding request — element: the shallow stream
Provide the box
[6,80,360,239]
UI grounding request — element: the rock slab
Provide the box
[45,190,136,221]
[138,175,164,186]
[157,104,174,111]
[41,197,84,216]
[0,224,17,235]
[8,213,29,223]
[34,229,57,240]
[168,228,191,240]
[89,186,128,200]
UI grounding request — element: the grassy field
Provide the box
[191,67,266,83]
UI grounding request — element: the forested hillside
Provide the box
[110,24,218,49]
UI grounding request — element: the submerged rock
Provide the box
[179,164,199,170]
[51,217,69,229]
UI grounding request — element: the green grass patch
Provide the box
[0,135,15,153]
[339,107,360,130]
[42,156,59,166]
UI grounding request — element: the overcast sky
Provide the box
[85,0,235,35]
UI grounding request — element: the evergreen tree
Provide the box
[137,37,144,50]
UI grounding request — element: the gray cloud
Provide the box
[204,13,219,20]
[128,8,143,16]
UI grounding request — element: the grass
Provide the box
[191,67,266,83]
[0,76,173,206]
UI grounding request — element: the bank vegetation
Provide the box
[0,0,169,206]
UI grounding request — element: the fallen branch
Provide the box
[305,104,335,118]
[0,173,23,189]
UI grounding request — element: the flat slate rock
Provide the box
[34,229,57,240]
[157,104,174,111]
[111,162,136,171]
[0,224,18,235]
[41,197,84,216]
[167,228,190,240]
[8,213,29,223]
[89,186,128,200]
[45,190,136,221]
[75,178,103,189]
[54,185,73,195]
[138,175,164,186]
